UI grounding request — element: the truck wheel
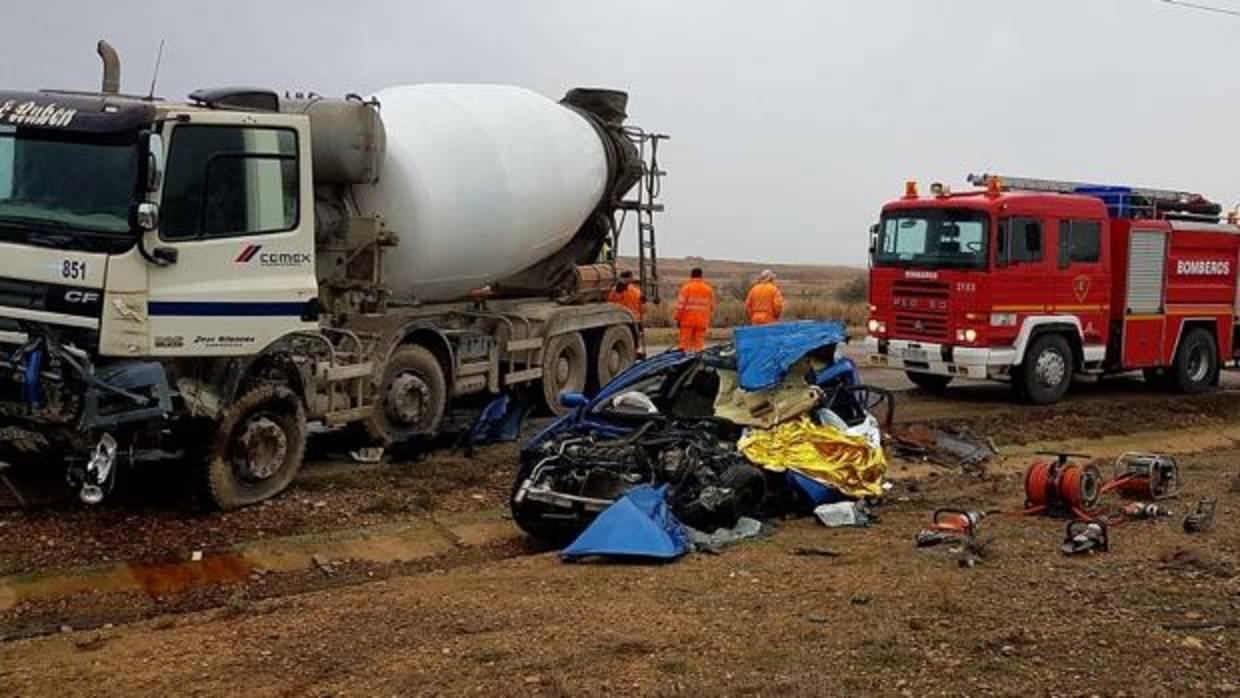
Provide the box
[203,385,307,510]
[595,326,637,388]
[1020,333,1073,405]
[1171,328,1219,394]
[366,345,448,446]
[905,371,953,393]
[542,332,588,414]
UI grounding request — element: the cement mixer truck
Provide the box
[0,41,667,508]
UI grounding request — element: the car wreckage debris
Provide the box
[510,321,893,544]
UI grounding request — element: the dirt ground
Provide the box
[2,375,1240,696]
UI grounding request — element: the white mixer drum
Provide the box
[352,84,609,302]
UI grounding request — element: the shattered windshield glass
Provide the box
[0,125,139,239]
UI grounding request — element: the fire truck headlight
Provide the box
[867,319,886,334]
[964,328,978,343]
[989,313,1017,327]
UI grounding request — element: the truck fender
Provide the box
[388,324,455,385]
[219,335,310,407]
[1013,317,1083,366]
[1168,318,1219,363]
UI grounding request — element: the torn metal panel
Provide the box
[891,425,996,470]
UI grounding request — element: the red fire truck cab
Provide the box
[864,174,1239,404]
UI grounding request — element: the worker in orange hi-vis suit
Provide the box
[607,270,644,319]
[674,267,716,352]
[745,269,785,325]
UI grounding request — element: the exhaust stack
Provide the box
[97,40,120,94]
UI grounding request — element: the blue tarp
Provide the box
[734,320,850,391]
[560,485,692,562]
[469,395,531,445]
[785,469,852,508]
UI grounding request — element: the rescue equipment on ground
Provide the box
[1121,502,1173,520]
[1103,452,1180,500]
[1062,519,1110,555]
[1183,498,1217,534]
[915,509,984,548]
[1023,452,1101,519]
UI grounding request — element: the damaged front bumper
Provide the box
[0,330,175,502]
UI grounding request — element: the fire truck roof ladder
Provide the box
[966,173,1220,221]
[965,173,1200,206]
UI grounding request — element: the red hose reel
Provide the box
[1023,452,1102,519]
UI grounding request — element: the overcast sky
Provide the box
[3,0,1239,266]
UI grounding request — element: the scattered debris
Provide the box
[814,501,874,528]
[890,424,996,472]
[689,517,769,553]
[349,447,384,464]
[190,550,203,562]
[790,546,841,558]
[1183,499,1217,534]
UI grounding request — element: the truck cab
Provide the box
[866,180,1113,403]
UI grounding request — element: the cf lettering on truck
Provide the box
[865,174,1238,404]
[0,41,667,508]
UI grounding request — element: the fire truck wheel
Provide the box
[1020,333,1073,405]
[905,371,953,393]
[365,344,448,446]
[202,385,308,510]
[1171,328,1219,394]
[543,332,589,415]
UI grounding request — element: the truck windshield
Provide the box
[0,125,139,248]
[875,209,989,269]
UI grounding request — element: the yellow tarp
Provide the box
[738,417,886,498]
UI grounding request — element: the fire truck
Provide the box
[864,174,1239,404]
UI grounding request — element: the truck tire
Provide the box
[905,371,953,393]
[595,326,637,388]
[365,344,448,446]
[542,332,588,414]
[1171,328,1219,394]
[1019,333,1073,405]
[202,385,307,510]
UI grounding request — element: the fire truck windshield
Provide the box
[874,209,989,270]
[0,125,139,250]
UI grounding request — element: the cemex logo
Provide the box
[235,244,311,268]
[235,244,263,263]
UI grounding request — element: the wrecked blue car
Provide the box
[510,321,891,542]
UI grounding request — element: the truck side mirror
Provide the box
[143,132,164,193]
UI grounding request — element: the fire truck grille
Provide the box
[892,280,951,342]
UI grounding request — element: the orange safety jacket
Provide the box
[674,279,716,329]
[745,281,785,325]
[608,284,644,319]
